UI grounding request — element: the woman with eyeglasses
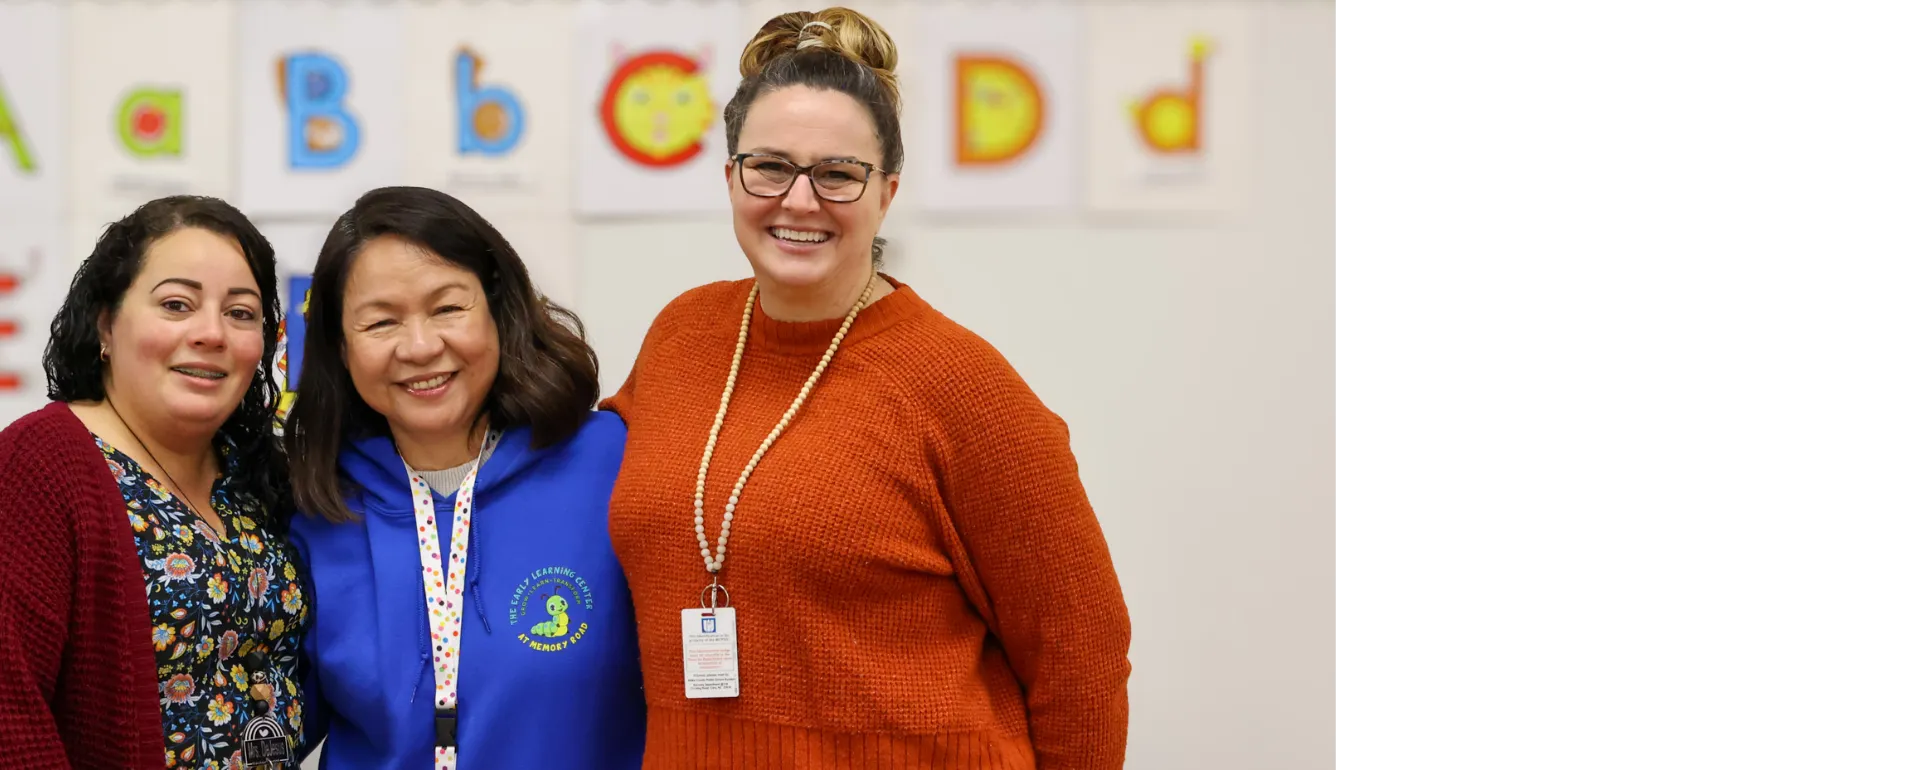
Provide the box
[600,7,1133,768]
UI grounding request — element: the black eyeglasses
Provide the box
[732,153,890,203]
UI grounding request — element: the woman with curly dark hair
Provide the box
[0,195,309,768]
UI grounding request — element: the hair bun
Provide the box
[740,7,900,104]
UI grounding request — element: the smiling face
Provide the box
[728,86,897,308]
[340,236,499,462]
[99,227,266,433]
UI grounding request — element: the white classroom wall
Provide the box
[0,1,1330,767]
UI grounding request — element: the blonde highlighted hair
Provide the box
[738,8,900,113]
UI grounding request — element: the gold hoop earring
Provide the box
[99,343,108,361]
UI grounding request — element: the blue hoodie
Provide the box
[290,411,645,768]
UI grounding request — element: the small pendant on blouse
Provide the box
[240,715,292,768]
[242,652,279,712]
[239,655,291,768]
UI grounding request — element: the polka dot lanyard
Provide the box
[408,431,497,770]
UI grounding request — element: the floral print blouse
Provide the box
[95,435,310,769]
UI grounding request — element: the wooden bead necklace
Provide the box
[694,274,878,578]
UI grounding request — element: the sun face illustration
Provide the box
[955,55,1045,165]
[600,51,713,167]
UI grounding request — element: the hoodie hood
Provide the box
[340,425,543,516]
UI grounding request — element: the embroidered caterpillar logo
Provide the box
[512,567,593,652]
[528,588,569,638]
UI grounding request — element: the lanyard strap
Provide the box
[409,434,493,770]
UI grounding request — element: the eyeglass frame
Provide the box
[729,153,895,203]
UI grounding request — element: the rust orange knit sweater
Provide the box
[603,277,1131,769]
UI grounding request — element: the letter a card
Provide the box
[237,0,406,217]
[68,1,234,211]
[0,2,66,220]
[913,4,1082,214]
[401,3,572,216]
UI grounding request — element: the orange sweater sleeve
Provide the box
[927,360,1133,770]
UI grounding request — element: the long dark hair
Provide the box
[43,195,291,525]
[725,7,903,263]
[285,186,600,524]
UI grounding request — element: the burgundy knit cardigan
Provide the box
[0,402,166,769]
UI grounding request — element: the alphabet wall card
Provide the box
[1083,4,1255,215]
[0,221,64,426]
[402,3,573,216]
[67,0,235,211]
[256,219,330,429]
[573,0,745,216]
[0,2,66,219]
[270,272,314,430]
[912,4,1081,213]
[255,220,326,426]
[237,1,407,218]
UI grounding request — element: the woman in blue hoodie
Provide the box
[283,186,645,768]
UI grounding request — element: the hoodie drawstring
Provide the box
[470,510,493,635]
[409,550,430,704]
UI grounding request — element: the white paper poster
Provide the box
[1084,4,1254,214]
[0,3,67,220]
[574,0,746,216]
[237,0,408,218]
[0,218,66,424]
[914,4,1081,213]
[403,4,574,216]
[67,1,236,211]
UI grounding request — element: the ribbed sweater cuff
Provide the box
[642,706,1037,770]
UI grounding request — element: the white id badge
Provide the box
[681,607,741,698]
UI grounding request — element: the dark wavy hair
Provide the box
[43,195,291,526]
[285,186,600,524]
